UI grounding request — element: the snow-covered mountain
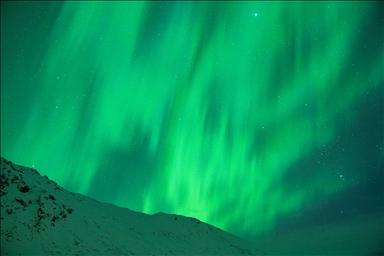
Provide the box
[0,157,267,255]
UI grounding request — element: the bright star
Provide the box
[254,13,258,16]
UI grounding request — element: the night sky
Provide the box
[1,1,383,254]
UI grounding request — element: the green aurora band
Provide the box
[1,1,383,240]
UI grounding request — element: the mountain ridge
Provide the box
[0,157,267,255]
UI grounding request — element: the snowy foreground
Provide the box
[0,157,267,255]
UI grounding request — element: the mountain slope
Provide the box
[0,157,267,255]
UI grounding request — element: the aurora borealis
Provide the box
[1,1,383,254]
